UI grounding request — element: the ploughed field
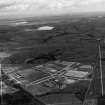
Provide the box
[1,16,105,105]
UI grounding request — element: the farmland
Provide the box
[1,14,105,105]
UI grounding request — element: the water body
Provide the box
[37,26,54,31]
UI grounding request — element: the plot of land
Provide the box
[1,15,105,105]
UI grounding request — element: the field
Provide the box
[1,14,105,105]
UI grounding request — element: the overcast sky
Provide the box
[0,0,105,18]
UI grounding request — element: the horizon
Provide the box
[0,11,105,21]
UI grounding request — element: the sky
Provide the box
[0,0,105,18]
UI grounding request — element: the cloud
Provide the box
[0,3,16,10]
[0,0,105,17]
[75,0,104,7]
[0,0,104,11]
